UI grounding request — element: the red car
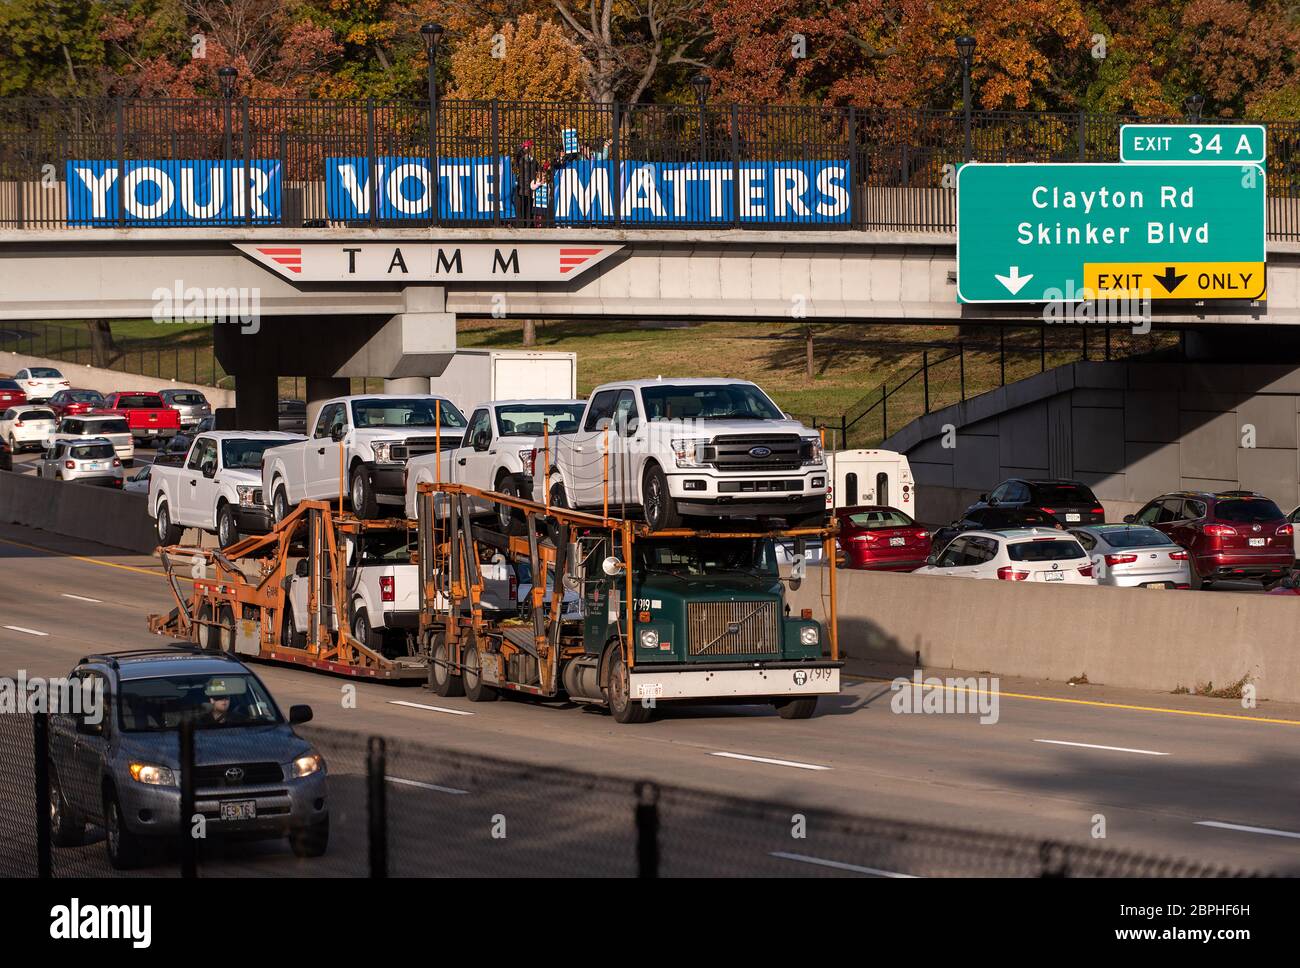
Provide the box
[835,505,931,570]
[0,379,27,409]
[48,388,107,420]
[1126,490,1292,588]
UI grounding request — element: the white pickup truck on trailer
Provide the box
[428,350,578,416]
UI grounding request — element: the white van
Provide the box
[825,449,915,514]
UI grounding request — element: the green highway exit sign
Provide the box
[1120,124,1266,165]
[955,163,1266,303]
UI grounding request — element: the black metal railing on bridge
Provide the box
[2,99,1299,236]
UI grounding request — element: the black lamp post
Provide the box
[690,72,711,163]
[1184,93,1204,122]
[420,23,444,227]
[956,35,976,162]
[218,66,238,164]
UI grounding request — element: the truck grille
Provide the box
[390,436,464,462]
[686,601,781,657]
[194,762,284,788]
[709,434,804,473]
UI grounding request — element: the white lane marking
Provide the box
[1033,739,1168,756]
[710,751,829,771]
[61,593,103,604]
[388,699,474,717]
[770,851,916,878]
[388,776,469,796]
[3,625,48,636]
[1195,820,1300,841]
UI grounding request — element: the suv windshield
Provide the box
[495,403,585,436]
[1030,483,1098,504]
[118,394,164,408]
[1215,498,1283,523]
[1008,539,1086,562]
[350,398,466,429]
[222,439,282,470]
[641,384,783,421]
[86,418,129,434]
[71,443,115,460]
[118,673,280,731]
[170,392,206,405]
[636,538,778,577]
[20,409,54,421]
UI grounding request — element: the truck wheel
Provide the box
[50,765,86,847]
[427,632,464,697]
[216,503,240,548]
[272,485,290,526]
[605,643,653,724]
[352,608,383,653]
[462,638,498,703]
[774,697,819,720]
[281,606,304,649]
[156,500,182,545]
[289,817,329,858]
[196,603,218,651]
[350,467,377,519]
[496,475,527,535]
[642,465,683,532]
[216,604,236,653]
[103,788,145,871]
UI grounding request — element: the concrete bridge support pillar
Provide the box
[234,363,278,431]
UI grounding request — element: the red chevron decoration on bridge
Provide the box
[558,247,605,274]
[255,247,303,274]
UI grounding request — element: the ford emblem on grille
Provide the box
[225,767,245,783]
[748,446,772,458]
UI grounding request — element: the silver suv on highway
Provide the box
[159,388,213,430]
[35,437,124,487]
[48,648,329,870]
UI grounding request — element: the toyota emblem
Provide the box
[225,767,245,783]
[748,446,772,458]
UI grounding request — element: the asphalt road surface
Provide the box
[1,520,1297,876]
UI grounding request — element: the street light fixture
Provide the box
[1184,93,1204,122]
[955,36,977,163]
[690,73,711,163]
[420,23,445,227]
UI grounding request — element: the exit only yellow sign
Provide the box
[1083,262,1266,300]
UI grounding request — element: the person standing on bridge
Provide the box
[515,140,539,225]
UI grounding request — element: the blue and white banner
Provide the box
[66,160,281,226]
[326,156,517,222]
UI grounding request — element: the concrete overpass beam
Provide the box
[334,287,456,381]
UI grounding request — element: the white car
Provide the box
[914,528,1097,584]
[34,437,124,487]
[1069,524,1192,589]
[262,394,466,523]
[44,415,134,465]
[123,462,152,494]
[12,366,69,402]
[1,404,58,453]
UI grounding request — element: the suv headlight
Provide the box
[291,753,324,778]
[670,438,710,468]
[799,626,820,646]
[128,762,176,786]
[800,436,824,465]
[236,484,261,507]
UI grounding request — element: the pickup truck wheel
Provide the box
[272,486,290,526]
[774,696,819,720]
[606,643,653,724]
[351,608,383,653]
[462,638,498,702]
[50,765,86,847]
[156,501,183,545]
[427,632,464,697]
[496,475,527,534]
[642,465,683,532]
[103,788,145,871]
[350,468,377,519]
[216,504,240,548]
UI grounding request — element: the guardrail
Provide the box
[2,99,1298,235]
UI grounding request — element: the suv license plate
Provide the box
[1066,513,1081,522]
[1044,572,1065,581]
[220,800,256,821]
[1249,538,1266,547]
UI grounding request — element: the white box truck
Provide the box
[429,350,578,415]
[825,449,916,515]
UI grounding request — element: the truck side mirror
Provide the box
[330,424,346,443]
[601,556,624,576]
[624,416,639,436]
[474,430,490,451]
[201,460,216,478]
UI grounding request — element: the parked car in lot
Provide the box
[965,478,1106,527]
[47,388,107,420]
[123,462,151,494]
[0,378,27,409]
[928,506,1061,555]
[35,438,124,487]
[150,431,305,547]
[834,505,931,570]
[158,388,212,430]
[1,404,58,453]
[915,528,1096,584]
[45,415,134,465]
[1069,524,1191,589]
[278,398,307,435]
[94,391,182,446]
[263,394,467,522]
[48,648,328,870]
[12,366,69,402]
[1127,491,1292,588]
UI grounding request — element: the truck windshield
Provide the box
[118,673,281,731]
[350,398,467,429]
[640,384,784,421]
[117,394,164,408]
[636,538,778,577]
[222,439,283,470]
[495,403,585,436]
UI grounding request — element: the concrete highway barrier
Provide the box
[0,469,157,554]
[790,566,1300,704]
[1,349,234,406]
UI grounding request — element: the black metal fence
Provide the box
[0,710,1264,878]
[2,98,1298,235]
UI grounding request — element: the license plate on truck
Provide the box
[220,800,256,821]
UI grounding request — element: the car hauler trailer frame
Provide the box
[147,501,427,681]
[415,482,842,723]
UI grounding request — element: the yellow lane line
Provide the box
[0,534,176,581]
